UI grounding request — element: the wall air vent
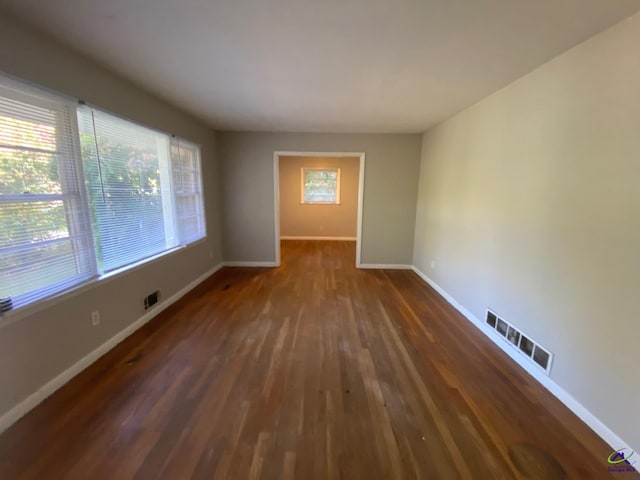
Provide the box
[485,309,553,373]
[486,311,497,328]
[143,291,160,310]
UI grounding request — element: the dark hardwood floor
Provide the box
[0,240,630,479]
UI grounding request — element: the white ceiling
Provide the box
[1,0,638,133]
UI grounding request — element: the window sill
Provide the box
[0,237,207,329]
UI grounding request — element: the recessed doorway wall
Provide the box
[274,151,365,267]
[279,156,359,239]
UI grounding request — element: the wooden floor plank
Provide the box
[0,240,632,479]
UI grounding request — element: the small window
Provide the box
[171,138,206,244]
[301,168,341,204]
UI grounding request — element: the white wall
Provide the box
[0,14,222,422]
[413,13,640,451]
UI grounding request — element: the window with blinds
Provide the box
[0,75,206,314]
[77,107,206,274]
[0,78,95,309]
[77,108,177,273]
[171,139,206,244]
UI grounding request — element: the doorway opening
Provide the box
[273,151,365,267]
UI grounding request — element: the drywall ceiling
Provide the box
[1,0,638,133]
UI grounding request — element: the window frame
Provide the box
[77,106,183,274]
[0,78,97,311]
[300,167,341,205]
[0,75,207,320]
[170,137,207,245]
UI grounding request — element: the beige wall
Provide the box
[219,132,421,265]
[279,156,359,238]
[0,14,222,420]
[413,13,640,451]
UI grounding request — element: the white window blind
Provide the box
[0,74,207,314]
[77,107,179,273]
[171,138,206,244]
[0,78,94,309]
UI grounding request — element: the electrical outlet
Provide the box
[430,260,436,269]
[91,311,100,326]
[209,249,214,258]
[320,225,324,231]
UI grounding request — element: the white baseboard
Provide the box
[223,261,279,267]
[0,262,224,435]
[280,236,357,241]
[358,264,413,270]
[411,266,635,455]
[3,259,632,457]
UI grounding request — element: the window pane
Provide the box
[0,104,57,151]
[0,238,82,298]
[0,78,94,309]
[0,148,63,195]
[172,146,195,171]
[303,169,339,203]
[0,200,69,247]
[177,195,198,215]
[180,170,197,191]
[78,108,175,273]
[181,216,200,240]
[171,140,205,243]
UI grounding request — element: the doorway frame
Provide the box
[274,151,366,268]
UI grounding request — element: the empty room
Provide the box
[0,1,638,479]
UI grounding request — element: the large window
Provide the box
[75,107,206,274]
[79,108,178,273]
[301,167,341,204]
[0,79,94,309]
[0,76,206,312]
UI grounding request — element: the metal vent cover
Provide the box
[485,309,553,373]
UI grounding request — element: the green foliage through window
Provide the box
[0,77,206,311]
[302,168,340,203]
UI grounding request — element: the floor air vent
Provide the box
[485,309,553,373]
